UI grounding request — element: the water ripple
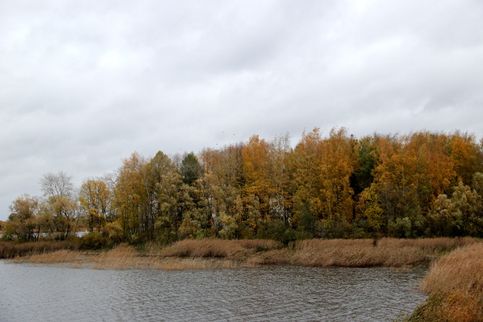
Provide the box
[0,262,426,322]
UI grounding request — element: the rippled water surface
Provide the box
[0,262,426,321]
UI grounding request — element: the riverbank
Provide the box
[5,237,482,321]
[0,240,79,259]
[407,242,482,322]
[7,237,478,269]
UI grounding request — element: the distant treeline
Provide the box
[2,129,483,244]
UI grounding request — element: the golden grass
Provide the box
[154,239,282,259]
[13,244,246,271]
[9,238,480,272]
[13,250,90,267]
[95,244,243,270]
[251,237,478,267]
[408,243,483,322]
[421,242,483,295]
[0,240,78,259]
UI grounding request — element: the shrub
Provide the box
[102,221,124,243]
[79,232,112,250]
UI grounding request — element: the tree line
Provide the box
[3,129,483,244]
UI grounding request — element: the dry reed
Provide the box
[0,240,79,259]
[252,238,479,267]
[13,244,245,271]
[408,243,483,322]
[8,238,480,271]
[156,239,282,259]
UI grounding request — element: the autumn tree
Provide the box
[266,135,294,242]
[40,172,78,239]
[178,179,213,239]
[145,151,182,243]
[79,178,112,232]
[429,181,482,236]
[241,135,274,237]
[318,128,355,236]
[350,136,378,195]
[356,133,459,237]
[406,133,456,207]
[4,129,482,242]
[201,144,245,238]
[180,152,203,185]
[113,153,147,241]
[473,172,483,197]
[290,128,355,237]
[290,129,324,237]
[449,133,483,185]
[6,195,39,241]
[356,184,384,235]
[112,151,185,242]
[36,201,57,238]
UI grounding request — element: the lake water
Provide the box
[0,262,426,321]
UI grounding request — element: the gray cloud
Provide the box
[1,0,482,218]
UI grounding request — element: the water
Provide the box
[0,262,426,321]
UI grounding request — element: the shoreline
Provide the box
[5,237,478,270]
[8,245,249,271]
[3,238,482,321]
[407,243,482,322]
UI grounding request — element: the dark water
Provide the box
[0,262,426,321]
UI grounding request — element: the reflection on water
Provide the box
[0,262,426,321]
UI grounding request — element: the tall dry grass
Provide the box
[0,240,79,259]
[14,250,90,266]
[154,239,282,259]
[408,243,483,322]
[95,244,242,270]
[252,237,478,267]
[14,244,245,270]
[11,239,283,270]
[7,238,480,272]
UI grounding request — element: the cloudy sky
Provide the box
[1,0,482,218]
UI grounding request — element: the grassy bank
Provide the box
[7,237,479,270]
[7,238,482,320]
[12,245,244,270]
[0,240,79,259]
[249,238,477,267]
[408,243,483,322]
[11,239,282,270]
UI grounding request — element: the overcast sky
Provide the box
[1,0,482,219]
